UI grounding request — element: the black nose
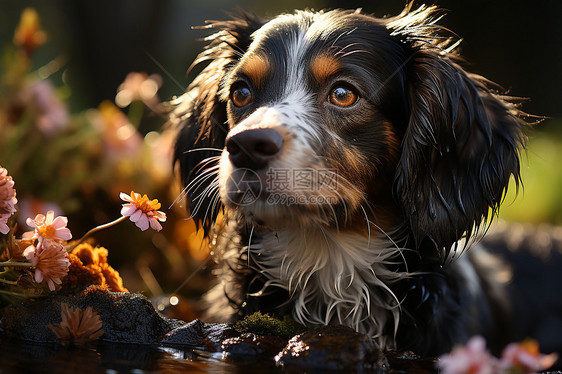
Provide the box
[226,128,283,170]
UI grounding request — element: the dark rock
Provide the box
[160,319,237,351]
[1,286,179,344]
[160,319,207,346]
[222,333,288,359]
[386,350,437,373]
[275,325,387,371]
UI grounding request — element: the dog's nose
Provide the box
[226,128,283,170]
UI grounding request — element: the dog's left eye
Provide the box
[231,83,253,108]
[329,85,358,107]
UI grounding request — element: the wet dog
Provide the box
[171,5,558,356]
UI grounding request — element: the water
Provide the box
[0,340,280,374]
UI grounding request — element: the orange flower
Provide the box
[120,191,166,231]
[47,303,104,345]
[0,166,17,235]
[23,210,72,244]
[67,244,127,292]
[13,8,47,55]
[23,240,70,291]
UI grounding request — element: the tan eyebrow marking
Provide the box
[311,54,342,83]
[239,54,270,88]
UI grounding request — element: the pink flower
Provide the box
[437,336,499,374]
[87,101,142,158]
[115,72,162,109]
[24,80,69,136]
[0,166,17,234]
[17,198,63,228]
[23,210,72,243]
[23,240,70,291]
[500,339,558,373]
[120,191,166,231]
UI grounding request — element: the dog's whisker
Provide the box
[201,187,221,225]
[360,205,372,249]
[190,180,219,218]
[247,225,255,267]
[368,220,409,273]
[183,147,224,154]
[184,167,220,195]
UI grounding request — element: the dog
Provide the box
[171,4,546,356]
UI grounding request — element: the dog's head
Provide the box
[173,5,527,257]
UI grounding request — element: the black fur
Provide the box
[172,11,264,232]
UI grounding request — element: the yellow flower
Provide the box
[120,191,166,231]
[47,303,104,345]
[13,8,47,55]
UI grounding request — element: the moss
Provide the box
[235,312,307,338]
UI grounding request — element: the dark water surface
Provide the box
[0,339,442,374]
[0,339,279,374]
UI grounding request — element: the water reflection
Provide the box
[0,340,280,374]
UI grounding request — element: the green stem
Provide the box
[0,261,33,268]
[0,289,26,297]
[68,216,128,250]
[0,278,18,285]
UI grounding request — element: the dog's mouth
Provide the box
[218,151,352,227]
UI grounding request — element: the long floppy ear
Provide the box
[172,11,264,232]
[390,6,529,257]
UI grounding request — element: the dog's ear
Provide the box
[172,11,264,232]
[389,6,529,257]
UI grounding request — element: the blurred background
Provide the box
[0,0,560,316]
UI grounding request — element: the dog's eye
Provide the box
[329,85,358,107]
[231,83,253,108]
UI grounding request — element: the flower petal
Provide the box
[149,218,162,231]
[120,192,133,203]
[26,217,36,228]
[130,209,142,223]
[23,245,36,259]
[22,231,36,240]
[0,223,10,234]
[51,216,68,229]
[55,227,72,240]
[45,210,55,224]
[136,214,149,231]
[35,269,44,283]
[120,205,137,217]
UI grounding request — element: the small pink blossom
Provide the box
[0,166,18,234]
[17,198,63,228]
[120,191,166,231]
[115,72,162,109]
[23,240,70,291]
[87,101,142,158]
[500,339,558,373]
[437,336,499,374]
[23,210,72,244]
[24,80,69,136]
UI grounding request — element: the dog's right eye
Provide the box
[231,83,253,108]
